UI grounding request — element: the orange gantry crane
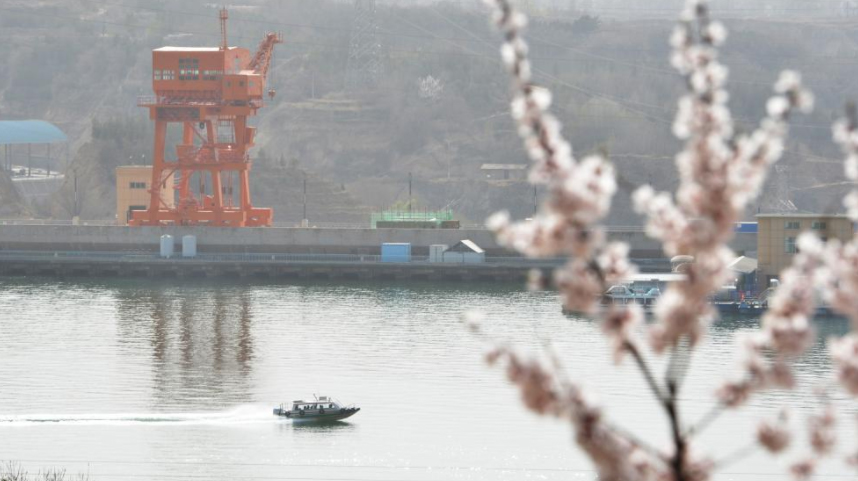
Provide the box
[130,9,281,227]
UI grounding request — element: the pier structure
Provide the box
[0,224,759,281]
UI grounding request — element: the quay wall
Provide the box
[0,255,550,283]
[0,225,757,257]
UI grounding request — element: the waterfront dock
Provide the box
[0,251,568,281]
[0,223,729,281]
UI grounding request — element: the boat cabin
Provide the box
[283,396,341,413]
[601,285,661,307]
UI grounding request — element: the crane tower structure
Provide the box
[130,9,281,227]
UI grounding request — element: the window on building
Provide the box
[129,182,146,189]
[154,69,175,81]
[785,236,797,254]
[178,58,200,81]
[812,221,827,230]
[785,221,800,229]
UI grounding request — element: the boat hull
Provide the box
[273,407,360,423]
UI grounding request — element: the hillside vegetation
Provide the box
[0,1,856,223]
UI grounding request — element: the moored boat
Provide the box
[273,395,360,422]
[600,284,662,310]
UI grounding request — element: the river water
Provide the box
[0,277,855,481]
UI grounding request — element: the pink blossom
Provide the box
[808,406,836,455]
[597,242,638,285]
[683,455,715,481]
[602,306,644,363]
[480,1,841,481]
[555,259,603,314]
[650,288,713,352]
[790,459,815,480]
[830,334,858,396]
[763,313,815,356]
[715,380,753,408]
[488,347,563,416]
[757,412,791,454]
[761,246,821,356]
[764,360,796,390]
[634,0,812,362]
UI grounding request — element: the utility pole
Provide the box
[73,170,79,223]
[408,172,412,213]
[302,171,308,227]
[533,184,538,216]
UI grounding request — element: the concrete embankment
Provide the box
[0,224,757,258]
[0,252,558,282]
[0,225,756,281]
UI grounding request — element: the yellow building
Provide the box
[115,166,173,225]
[757,213,853,287]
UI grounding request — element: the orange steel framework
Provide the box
[130,9,281,227]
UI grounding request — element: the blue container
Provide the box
[381,243,411,263]
[734,222,758,233]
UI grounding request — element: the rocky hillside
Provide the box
[0,1,856,224]
[0,171,31,218]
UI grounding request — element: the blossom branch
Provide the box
[624,341,667,405]
[482,0,634,317]
[479,1,826,480]
[634,0,813,355]
[685,402,725,438]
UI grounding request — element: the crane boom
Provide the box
[248,32,282,80]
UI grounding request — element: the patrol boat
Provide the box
[273,395,360,422]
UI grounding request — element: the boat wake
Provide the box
[0,405,278,427]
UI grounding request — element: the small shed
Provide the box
[442,239,485,263]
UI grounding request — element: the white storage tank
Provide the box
[182,235,197,258]
[160,235,174,258]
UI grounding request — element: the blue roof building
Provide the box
[0,120,68,175]
[0,121,67,145]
